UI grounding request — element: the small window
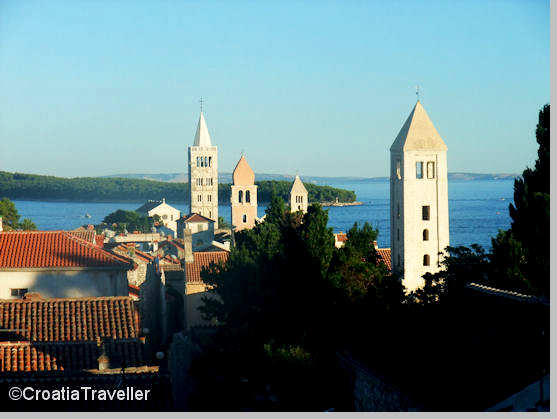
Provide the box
[207,195,212,202]
[162,214,168,220]
[422,206,430,221]
[416,162,424,179]
[397,204,400,219]
[246,190,251,203]
[397,228,400,241]
[10,288,28,298]
[396,160,401,179]
[299,196,303,203]
[238,190,243,203]
[209,211,212,218]
[298,205,301,210]
[427,162,435,179]
[423,254,430,266]
[198,195,202,202]
[204,156,208,167]
[196,157,199,167]
[243,214,247,223]
[171,215,173,221]
[423,229,429,241]
[209,157,212,167]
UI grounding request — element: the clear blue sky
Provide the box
[0,0,549,178]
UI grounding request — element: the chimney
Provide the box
[184,227,194,264]
[97,338,110,371]
[0,216,3,232]
[373,240,378,250]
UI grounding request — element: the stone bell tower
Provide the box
[188,112,218,228]
[390,100,449,292]
[289,175,308,214]
[230,155,258,232]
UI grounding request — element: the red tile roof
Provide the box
[0,231,133,269]
[0,295,140,342]
[69,230,97,244]
[376,248,392,271]
[0,340,145,372]
[186,251,228,283]
[335,233,348,243]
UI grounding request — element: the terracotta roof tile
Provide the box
[0,340,144,373]
[0,231,133,269]
[376,248,392,271]
[185,251,228,283]
[0,296,140,342]
[69,230,96,244]
[335,233,348,243]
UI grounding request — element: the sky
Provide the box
[0,0,549,178]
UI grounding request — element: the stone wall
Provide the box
[337,352,421,412]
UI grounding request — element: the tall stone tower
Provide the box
[188,112,218,228]
[290,175,308,213]
[230,155,258,231]
[390,100,449,292]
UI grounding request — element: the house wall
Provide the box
[0,269,129,299]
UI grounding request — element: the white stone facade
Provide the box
[290,175,308,214]
[390,101,450,292]
[188,113,218,228]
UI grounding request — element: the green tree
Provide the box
[103,209,154,233]
[19,218,37,231]
[0,197,37,230]
[0,197,20,229]
[506,104,550,295]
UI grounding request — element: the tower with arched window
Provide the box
[390,100,449,292]
[289,175,308,214]
[188,112,219,228]
[231,155,258,231]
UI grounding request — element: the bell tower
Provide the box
[390,100,449,292]
[230,155,258,231]
[188,112,219,228]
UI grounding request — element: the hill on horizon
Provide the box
[101,172,519,184]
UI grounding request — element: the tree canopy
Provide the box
[0,197,36,231]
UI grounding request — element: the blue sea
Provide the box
[13,179,514,251]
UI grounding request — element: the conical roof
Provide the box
[290,175,308,195]
[193,113,212,146]
[232,155,255,185]
[390,101,447,152]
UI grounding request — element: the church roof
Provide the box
[290,175,308,195]
[390,101,447,152]
[232,155,255,185]
[193,112,212,147]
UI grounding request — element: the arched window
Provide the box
[423,254,430,266]
[238,190,243,203]
[423,229,429,241]
[196,157,199,167]
[396,160,401,179]
[209,157,212,167]
[242,214,247,223]
[204,156,208,167]
[246,190,251,203]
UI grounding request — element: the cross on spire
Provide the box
[200,97,204,113]
[416,85,420,101]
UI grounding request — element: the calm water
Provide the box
[13,179,514,251]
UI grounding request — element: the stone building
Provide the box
[176,213,216,251]
[136,198,181,233]
[290,175,308,213]
[389,100,449,292]
[230,155,258,231]
[188,112,218,228]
